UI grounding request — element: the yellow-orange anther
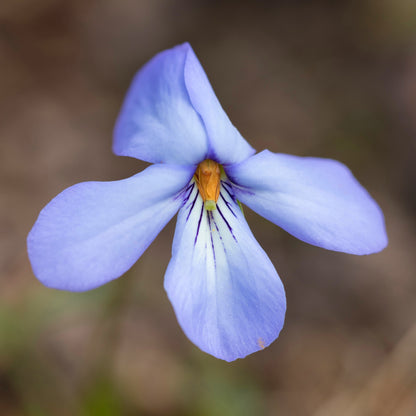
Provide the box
[194,159,221,208]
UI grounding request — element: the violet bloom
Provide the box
[27,43,387,361]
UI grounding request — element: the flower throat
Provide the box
[194,159,221,211]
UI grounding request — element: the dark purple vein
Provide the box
[217,205,237,243]
[186,189,199,221]
[212,215,227,255]
[184,182,195,200]
[175,182,194,202]
[220,193,236,218]
[222,180,255,197]
[194,205,204,245]
[221,182,239,203]
[207,212,216,268]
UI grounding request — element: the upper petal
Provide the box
[114,42,255,165]
[226,150,388,255]
[164,180,286,362]
[113,43,209,164]
[27,164,194,291]
[184,45,255,164]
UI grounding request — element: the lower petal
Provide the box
[164,181,286,362]
[226,150,388,255]
[28,164,194,291]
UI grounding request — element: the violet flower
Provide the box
[27,43,387,361]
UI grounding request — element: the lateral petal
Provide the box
[113,43,208,164]
[27,164,194,291]
[164,181,286,361]
[226,150,388,255]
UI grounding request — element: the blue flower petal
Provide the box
[184,45,255,164]
[114,42,255,165]
[226,150,388,255]
[27,164,194,291]
[113,44,209,164]
[164,180,286,362]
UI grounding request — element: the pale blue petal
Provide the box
[27,164,194,291]
[164,180,286,361]
[184,45,255,164]
[113,43,208,164]
[226,150,388,255]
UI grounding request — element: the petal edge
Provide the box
[183,45,255,164]
[164,180,286,361]
[227,150,388,255]
[28,164,194,291]
[113,43,208,164]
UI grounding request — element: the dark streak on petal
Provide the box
[217,205,237,243]
[222,180,255,196]
[207,212,216,268]
[194,204,204,245]
[186,187,199,221]
[212,215,227,254]
[176,182,194,202]
[220,192,236,218]
[220,180,234,195]
[184,182,195,200]
[184,181,194,193]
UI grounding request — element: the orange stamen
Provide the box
[194,159,221,210]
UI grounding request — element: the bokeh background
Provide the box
[1,0,416,415]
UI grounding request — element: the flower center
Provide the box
[194,159,221,211]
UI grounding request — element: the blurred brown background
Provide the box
[1,0,416,415]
